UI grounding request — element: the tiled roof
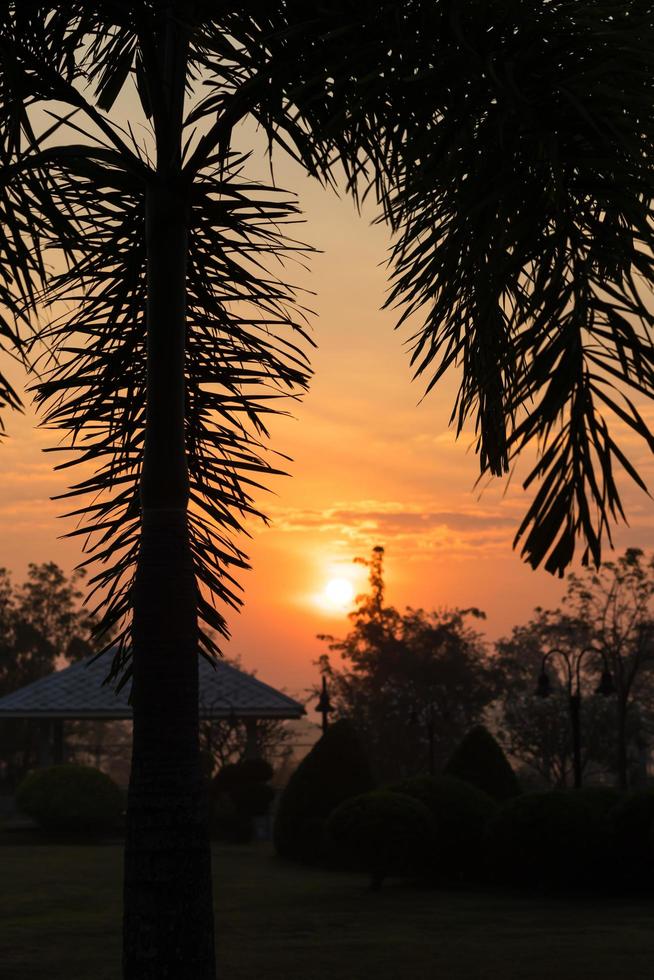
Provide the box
[0,652,305,720]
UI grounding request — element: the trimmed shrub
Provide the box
[572,787,623,889]
[210,792,252,844]
[213,758,274,793]
[210,757,275,843]
[392,774,497,879]
[16,764,124,834]
[326,790,435,889]
[576,785,622,814]
[273,720,374,863]
[486,791,601,888]
[609,788,654,890]
[444,726,520,802]
[231,780,275,818]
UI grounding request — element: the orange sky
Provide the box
[2,119,653,711]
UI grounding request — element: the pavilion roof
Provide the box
[0,652,305,721]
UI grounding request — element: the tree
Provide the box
[1,4,654,976]
[16,562,95,662]
[494,601,648,788]
[319,548,497,781]
[563,549,654,789]
[0,563,96,784]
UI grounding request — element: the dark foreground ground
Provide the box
[2,839,654,980]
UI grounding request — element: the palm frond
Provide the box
[372,0,654,573]
[29,151,312,682]
[192,2,654,573]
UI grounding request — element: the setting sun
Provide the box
[323,577,355,610]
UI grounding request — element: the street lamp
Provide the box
[315,675,333,734]
[535,645,615,789]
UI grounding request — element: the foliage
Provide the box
[15,563,97,661]
[486,791,601,888]
[367,2,654,576]
[495,551,654,789]
[575,785,623,818]
[444,725,520,802]
[564,549,654,787]
[15,764,124,833]
[326,790,434,889]
[392,774,497,880]
[0,4,650,676]
[609,789,654,890]
[494,608,624,787]
[210,757,275,843]
[229,1,654,574]
[0,563,94,679]
[213,758,274,791]
[319,548,498,782]
[0,563,98,785]
[273,719,373,864]
[3,4,654,972]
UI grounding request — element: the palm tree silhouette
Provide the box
[1,3,653,977]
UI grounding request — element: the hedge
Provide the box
[16,764,124,834]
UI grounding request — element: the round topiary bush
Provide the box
[213,758,274,794]
[444,726,520,802]
[231,780,275,818]
[575,785,623,817]
[16,764,124,834]
[210,757,276,843]
[609,788,654,890]
[391,774,497,880]
[326,790,435,889]
[273,720,374,864]
[486,791,601,889]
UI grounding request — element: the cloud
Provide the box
[263,499,522,562]
[328,508,516,533]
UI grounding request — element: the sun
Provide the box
[323,577,355,610]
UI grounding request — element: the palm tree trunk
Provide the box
[122,177,215,980]
[122,15,216,975]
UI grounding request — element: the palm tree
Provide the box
[1,2,653,976]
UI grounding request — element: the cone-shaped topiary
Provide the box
[273,719,374,863]
[444,725,520,802]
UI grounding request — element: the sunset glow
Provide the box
[0,121,652,697]
[323,577,355,610]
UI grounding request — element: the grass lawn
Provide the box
[1,839,654,979]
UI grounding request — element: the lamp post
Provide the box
[535,645,615,789]
[315,675,333,734]
[408,702,437,776]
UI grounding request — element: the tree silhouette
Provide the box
[0,563,96,784]
[564,549,654,789]
[319,548,496,780]
[1,3,654,976]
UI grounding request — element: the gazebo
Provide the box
[0,651,305,767]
